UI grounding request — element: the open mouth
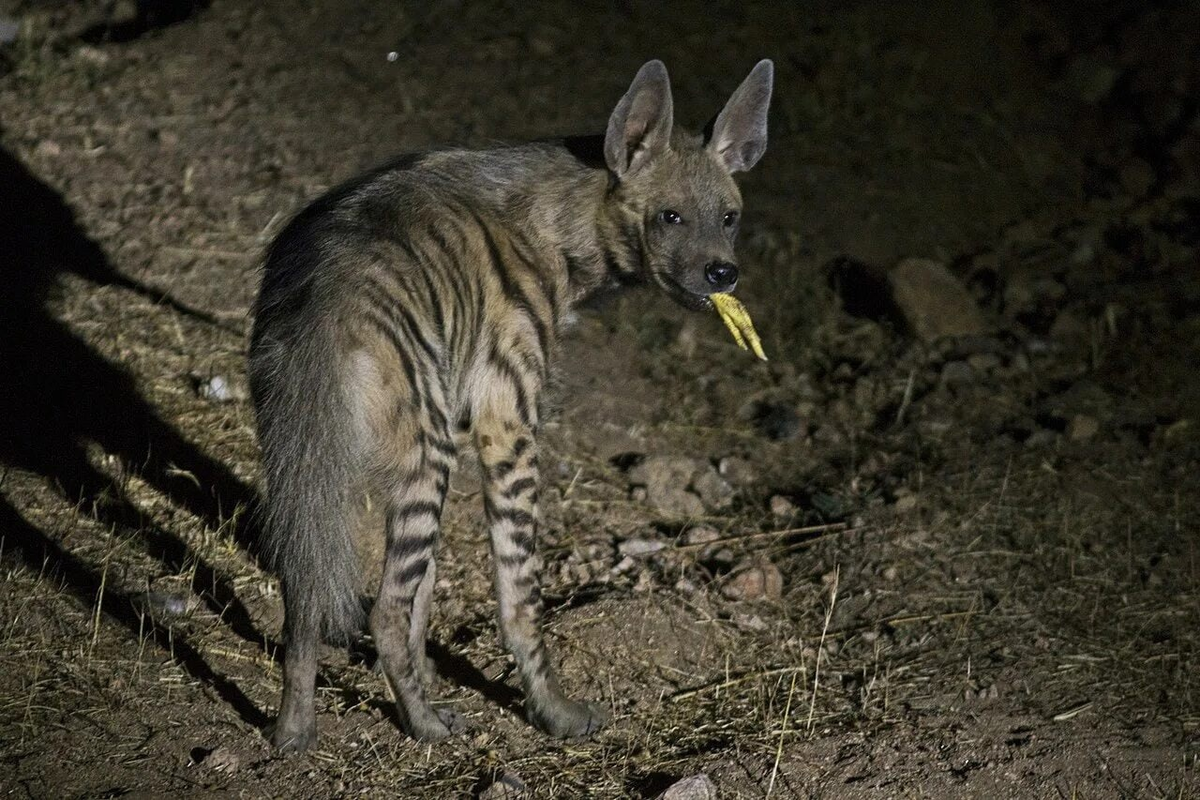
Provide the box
[651,273,718,312]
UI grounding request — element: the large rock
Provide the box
[889,258,989,343]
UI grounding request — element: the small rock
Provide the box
[628,456,694,487]
[196,374,244,402]
[111,0,139,24]
[768,495,795,519]
[940,360,975,387]
[674,578,698,594]
[1071,240,1097,265]
[0,18,18,46]
[618,538,665,557]
[633,570,653,593]
[889,258,989,343]
[630,486,648,502]
[732,612,769,632]
[75,45,110,66]
[195,746,241,773]
[480,771,528,799]
[628,456,707,518]
[658,773,718,800]
[612,556,637,575]
[691,468,734,510]
[966,352,1002,373]
[34,140,62,158]
[893,494,918,513]
[721,560,784,601]
[1067,414,1099,441]
[1161,418,1193,446]
[717,456,756,486]
[1025,429,1059,448]
[683,525,720,546]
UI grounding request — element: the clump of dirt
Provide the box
[1,0,1197,797]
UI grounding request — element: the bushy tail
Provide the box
[251,332,365,645]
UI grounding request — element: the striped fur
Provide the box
[250,59,774,750]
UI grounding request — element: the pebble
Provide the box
[194,746,241,773]
[717,456,756,486]
[658,774,718,800]
[1025,429,1059,448]
[691,468,734,510]
[674,578,698,594]
[769,495,796,519]
[618,537,665,557]
[633,570,653,592]
[966,352,1002,373]
[732,612,769,632]
[480,772,528,799]
[721,560,783,601]
[1161,418,1193,446]
[628,456,706,518]
[1067,414,1099,441]
[683,525,720,546]
[196,374,244,402]
[0,18,18,46]
[611,556,636,575]
[940,360,975,387]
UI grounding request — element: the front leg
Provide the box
[475,416,608,738]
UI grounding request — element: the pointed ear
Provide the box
[605,60,674,179]
[707,59,774,173]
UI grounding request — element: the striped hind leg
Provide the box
[370,430,464,741]
[476,416,609,738]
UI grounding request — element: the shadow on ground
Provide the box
[0,140,267,726]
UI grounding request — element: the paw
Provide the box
[530,697,609,739]
[268,720,317,753]
[436,707,468,735]
[404,706,467,742]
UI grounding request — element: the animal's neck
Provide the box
[514,138,645,307]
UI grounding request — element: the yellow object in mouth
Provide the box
[710,293,767,361]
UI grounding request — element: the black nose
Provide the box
[705,261,738,289]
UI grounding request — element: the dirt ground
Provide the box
[1,0,1198,797]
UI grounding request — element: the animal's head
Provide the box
[605,59,773,310]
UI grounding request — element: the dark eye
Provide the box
[659,209,683,225]
[723,210,739,227]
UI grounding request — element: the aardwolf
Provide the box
[249,58,773,750]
